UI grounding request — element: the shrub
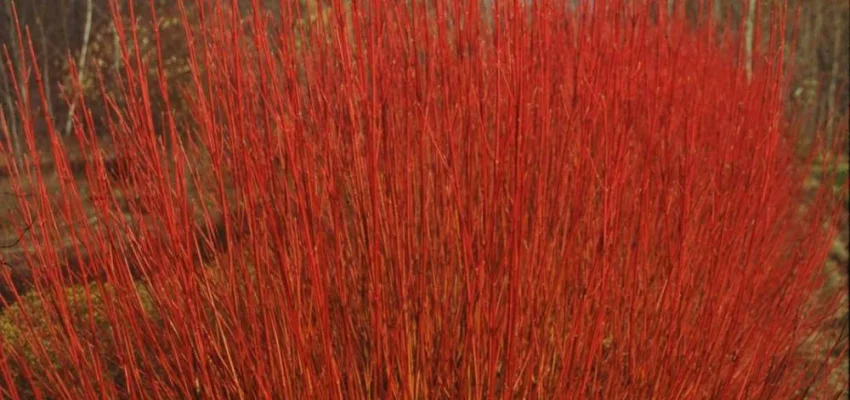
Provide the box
[0,0,846,398]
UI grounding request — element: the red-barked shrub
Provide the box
[0,0,846,398]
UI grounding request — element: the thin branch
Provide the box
[0,222,31,249]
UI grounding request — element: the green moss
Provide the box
[0,282,158,398]
[809,156,849,196]
[0,255,257,398]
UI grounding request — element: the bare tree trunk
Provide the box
[713,0,723,25]
[825,5,843,138]
[113,1,123,73]
[0,57,19,161]
[744,0,757,81]
[811,2,824,134]
[63,0,94,137]
[35,15,53,122]
[2,0,25,167]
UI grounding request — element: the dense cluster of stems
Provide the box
[0,0,845,398]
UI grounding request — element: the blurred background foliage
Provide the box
[0,0,846,157]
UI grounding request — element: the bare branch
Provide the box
[63,0,94,137]
[0,222,31,249]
